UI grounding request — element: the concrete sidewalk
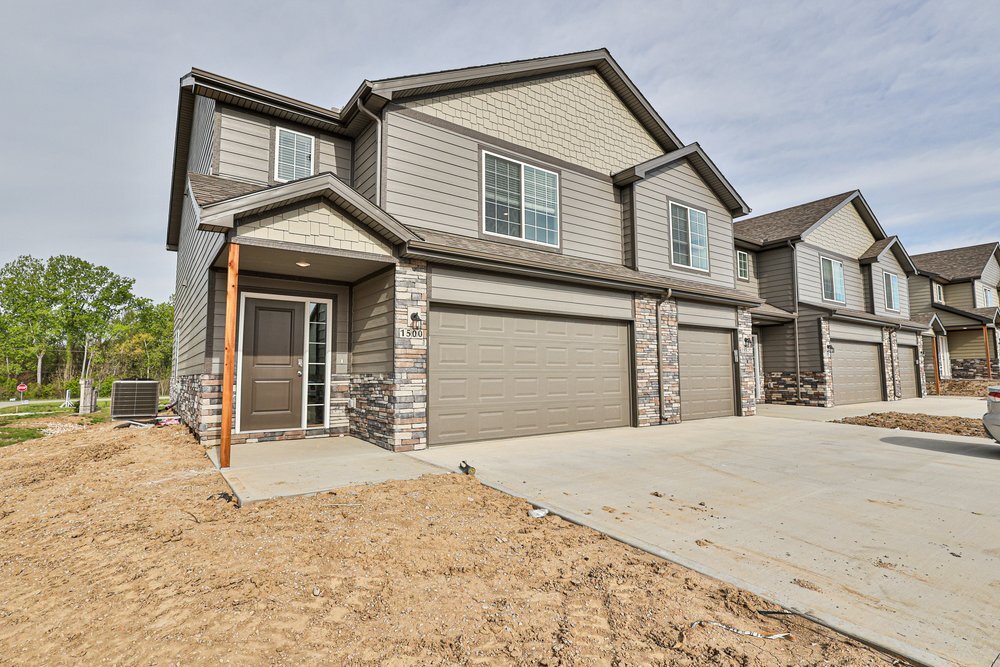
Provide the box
[410,418,1000,666]
[207,436,443,505]
[758,396,986,421]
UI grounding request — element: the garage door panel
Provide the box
[899,346,918,399]
[679,327,736,421]
[430,307,630,444]
[832,340,883,405]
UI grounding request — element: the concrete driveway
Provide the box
[758,396,987,421]
[410,417,1000,666]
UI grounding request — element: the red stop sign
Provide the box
[16,383,27,393]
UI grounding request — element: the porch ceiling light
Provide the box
[295,260,311,267]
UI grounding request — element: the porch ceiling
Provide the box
[214,241,393,283]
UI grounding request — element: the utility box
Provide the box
[110,380,160,420]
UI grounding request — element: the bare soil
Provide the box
[927,379,992,397]
[835,411,989,438]
[0,418,897,665]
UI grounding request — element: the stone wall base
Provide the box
[764,371,831,407]
[951,357,1000,380]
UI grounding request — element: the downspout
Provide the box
[356,97,382,206]
[656,289,672,422]
[789,240,802,402]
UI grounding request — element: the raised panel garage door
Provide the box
[678,327,736,420]
[898,346,919,399]
[831,340,883,405]
[429,306,630,445]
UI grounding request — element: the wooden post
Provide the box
[220,243,240,469]
[985,326,994,381]
[931,336,941,395]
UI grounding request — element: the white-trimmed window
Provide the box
[275,127,314,182]
[821,256,846,303]
[737,250,750,281]
[669,201,709,271]
[985,287,996,307]
[933,282,945,303]
[883,271,900,311]
[483,152,559,246]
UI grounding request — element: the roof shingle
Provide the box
[733,192,855,246]
[910,242,1000,282]
[188,173,269,208]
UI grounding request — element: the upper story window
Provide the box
[483,152,559,247]
[883,271,900,311]
[275,127,314,182]
[821,256,846,303]
[933,282,945,304]
[736,251,750,281]
[985,287,996,307]
[669,202,709,271]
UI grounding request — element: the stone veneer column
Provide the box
[736,307,756,416]
[881,328,898,400]
[633,294,660,426]
[915,339,927,397]
[391,258,428,451]
[657,298,680,424]
[817,319,834,407]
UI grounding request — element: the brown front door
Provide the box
[240,298,305,431]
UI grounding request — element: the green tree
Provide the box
[0,256,60,385]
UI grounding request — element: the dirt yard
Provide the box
[835,411,990,438]
[0,418,897,665]
[927,379,992,397]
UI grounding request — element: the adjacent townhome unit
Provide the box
[165,49,765,464]
[733,191,928,406]
[908,242,1000,382]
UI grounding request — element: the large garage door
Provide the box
[429,306,630,444]
[831,340,883,405]
[678,327,736,420]
[898,346,919,399]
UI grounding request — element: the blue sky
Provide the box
[1,0,997,299]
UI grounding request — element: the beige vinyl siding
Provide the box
[429,266,632,320]
[734,249,759,296]
[383,110,623,264]
[756,246,795,311]
[235,200,392,256]
[801,202,876,257]
[174,95,225,377]
[897,331,920,347]
[399,68,662,174]
[353,122,378,203]
[797,244,867,311]
[217,106,271,184]
[979,256,1000,307]
[935,308,982,328]
[908,275,932,309]
[622,185,635,268]
[351,270,394,373]
[317,134,352,181]
[943,282,975,310]
[633,160,736,288]
[796,310,827,372]
[949,328,992,358]
[760,323,796,373]
[871,251,910,319]
[676,300,737,328]
[207,273,349,375]
[829,320,883,343]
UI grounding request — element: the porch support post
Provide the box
[984,326,993,381]
[220,243,240,469]
[931,336,941,395]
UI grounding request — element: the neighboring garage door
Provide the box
[898,346,919,399]
[678,326,736,420]
[831,340,883,405]
[429,306,631,444]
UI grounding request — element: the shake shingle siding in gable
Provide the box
[398,69,663,174]
[632,161,736,288]
[801,203,877,257]
[383,110,624,264]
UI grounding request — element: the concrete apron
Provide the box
[409,419,1000,667]
[206,435,443,506]
[758,396,987,421]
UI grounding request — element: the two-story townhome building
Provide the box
[908,242,1000,382]
[165,50,764,465]
[733,191,928,406]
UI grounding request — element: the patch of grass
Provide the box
[0,425,45,447]
[82,410,110,425]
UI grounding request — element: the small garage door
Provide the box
[678,327,736,420]
[898,346,919,399]
[831,340,883,405]
[429,306,630,445]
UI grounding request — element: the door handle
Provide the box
[297,370,303,377]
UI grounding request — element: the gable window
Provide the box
[275,127,314,182]
[883,271,900,311]
[669,202,709,271]
[483,152,559,247]
[985,287,996,307]
[737,251,750,281]
[933,282,945,304]
[821,256,846,303]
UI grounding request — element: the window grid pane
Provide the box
[484,154,522,238]
[670,204,690,266]
[738,252,749,279]
[277,129,313,181]
[523,165,559,245]
[688,209,709,270]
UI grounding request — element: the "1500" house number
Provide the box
[397,328,425,339]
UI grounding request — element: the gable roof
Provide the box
[858,235,918,274]
[612,143,751,217]
[733,191,857,246]
[909,242,1000,282]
